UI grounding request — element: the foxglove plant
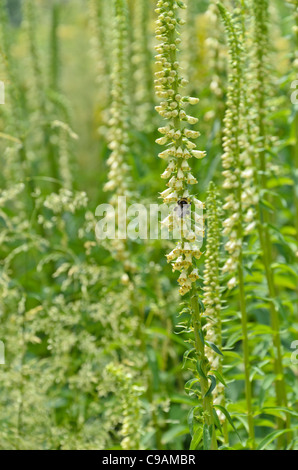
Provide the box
[205,1,226,106]
[132,0,155,132]
[288,0,298,244]
[155,0,205,296]
[88,0,111,121]
[180,0,198,94]
[218,3,255,448]
[0,0,34,198]
[155,0,221,450]
[104,0,135,272]
[203,186,225,408]
[104,363,143,450]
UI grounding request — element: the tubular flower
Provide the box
[154,0,206,295]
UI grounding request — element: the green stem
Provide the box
[233,13,255,448]
[25,0,59,184]
[50,1,60,92]
[131,286,163,450]
[238,256,255,448]
[249,143,289,439]
[191,289,218,450]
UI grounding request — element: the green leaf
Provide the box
[187,408,195,437]
[196,360,207,380]
[185,378,200,395]
[162,425,189,445]
[182,348,195,368]
[214,405,242,442]
[171,394,198,406]
[190,426,203,450]
[198,329,205,346]
[267,177,294,189]
[257,429,293,450]
[260,407,298,419]
[146,327,186,347]
[203,424,212,450]
[212,369,227,387]
[205,340,224,356]
[271,263,298,279]
[260,198,275,213]
[224,331,243,348]
[205,375,217,398]
[212,408,223,433]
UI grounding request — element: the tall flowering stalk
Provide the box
[288,0,298,324]
[0,0,34,199]
[154,0,219,450]
[205,0,226,122]
[250,0,290,436]
[155,0,205,296]
[104,0,135,272]
[105,363,143,450]
[132,0,155,132]
[291,0,298,246]
[102,1,156,450]
[48,1,74,191]
[203,182,228,444]
[181,0,198,94]
[218,3,255,448]
[24,0,59,183]
[88,0,111,121]
[49,0,60,92]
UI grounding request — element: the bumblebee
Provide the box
[175,198,191,218]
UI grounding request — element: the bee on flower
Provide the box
[154,0,207,295]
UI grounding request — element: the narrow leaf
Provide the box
[204,375,217,398]
[190,427,203,450]
[214,405,242,442]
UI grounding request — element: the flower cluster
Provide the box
[88,0,111,115]
[219,9,242,284]
[180,0,199,93]
[104,0,135,271]
[205,1,226,101]
[104,363,144,450]
[132,0,155,132]
[105,0,131,198]
[203,182,225,413]
[219,5,257,288]
[154,0,206,295]
[203,183,221,320]
[43,189,88,214]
